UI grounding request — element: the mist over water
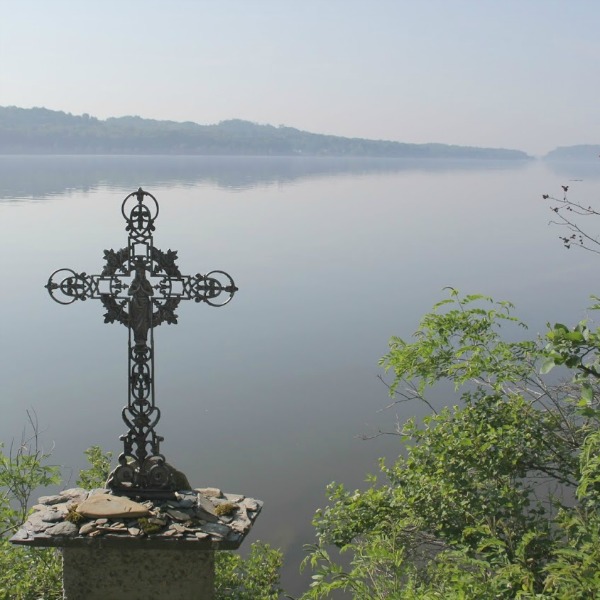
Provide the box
[0,156,596,594]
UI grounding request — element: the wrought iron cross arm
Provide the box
[163,270,238,306]
[45,269,115,304]
[45,269,130,305]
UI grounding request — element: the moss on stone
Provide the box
[137,517,163,535]
[214,502,237,516]
[65,505,86,525]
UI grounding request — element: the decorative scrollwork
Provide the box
[185,270,238,306]
[102,249,129,276]
[122,188,159,240]
[45,269,92,304]
[110,462,136,486]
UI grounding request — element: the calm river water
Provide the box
[0,155,597,593]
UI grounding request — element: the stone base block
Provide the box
[62,546,214,600]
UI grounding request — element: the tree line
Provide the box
[0,106,531,159]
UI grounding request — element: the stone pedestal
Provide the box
[11,487,262,600]
[62,546,214,600]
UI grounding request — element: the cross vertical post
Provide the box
[45,188,238,497]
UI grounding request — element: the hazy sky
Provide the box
[1,0,598,155]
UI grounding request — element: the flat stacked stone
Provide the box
[11,487,262,551]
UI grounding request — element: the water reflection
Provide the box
[543,159,600,181]
[0,155,531,200]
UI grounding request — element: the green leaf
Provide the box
[581,383,593,404]
[540,356,556,374]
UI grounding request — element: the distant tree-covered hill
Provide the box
[544,145,600,161]
[0,106,531,159]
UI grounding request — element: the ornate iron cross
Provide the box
[45,188,237,496]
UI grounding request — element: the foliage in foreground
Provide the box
[299,291,600,599]
[216,542,283,600]
[0,438,282,600]
[0,416,62,600]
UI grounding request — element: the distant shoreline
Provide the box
[0,106,532,160]
[0,152,535,160]
[3,106,596,159]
